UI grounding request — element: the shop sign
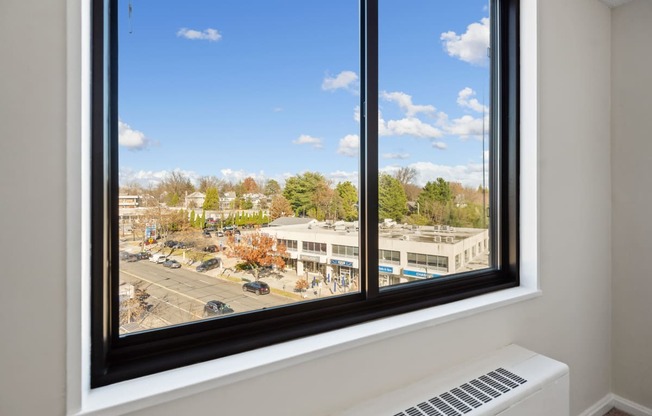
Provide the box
[300,254,320,262]
[330,259,353,267]
[378,265,393,273]
[403,269,441,279]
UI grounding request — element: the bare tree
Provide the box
[394,166,417,186]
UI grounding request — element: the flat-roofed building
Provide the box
[265,219,489,288]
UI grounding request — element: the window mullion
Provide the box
[361,0,379,299]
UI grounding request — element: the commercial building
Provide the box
[267,219,489,287]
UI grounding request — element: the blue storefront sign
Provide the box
[378,265,393,273]
[403,269,441,279]
[330,259,353,267]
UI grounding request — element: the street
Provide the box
[120,259,294,332]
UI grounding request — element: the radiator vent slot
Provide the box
[392,368,527,416]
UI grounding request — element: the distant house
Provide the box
[220,191,236,210]
[185,191,205,209]
[118,195,141,209]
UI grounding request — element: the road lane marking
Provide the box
[121,269,205,306]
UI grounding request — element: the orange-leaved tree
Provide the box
[227,231,287,280]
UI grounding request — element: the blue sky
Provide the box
[118,0,490,189]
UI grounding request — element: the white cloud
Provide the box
[381,91,436,117]
[328,170,359,185]
[273,107,283,112]
[457,87,488,113]
[440,17,490,66]
[119,168,200,187]
[433,142,447,150]
[354,105,360,122]
[337,134,359,157]
[444,115,488,139]
[322,71,359,92]
[381,161,486,188]
[177,28,222,42]
[380,117,443,139]
[119,120,150,150]
[293,134,323,149]
[220,168,266,183]
[382,153,411,160]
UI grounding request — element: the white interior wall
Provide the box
[611,0,652,409]
[0,0,616,415]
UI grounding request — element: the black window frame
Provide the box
[91,0,519,387]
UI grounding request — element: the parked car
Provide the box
[125,254,139,262]
[136,251,151,260]
[196,257,221,272]
[119,251,130,261]
[203,231,212,238]
[242,281,270,295]
[149,253,167,264]
[163,259,181,269]
[203,245,218,253]
[216,231,224,237]
[203,300,234,317]
[165,240,178,248]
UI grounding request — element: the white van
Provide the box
[149,253,167,263]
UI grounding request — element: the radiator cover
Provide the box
[335,345,569,416]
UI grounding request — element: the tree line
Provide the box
[120,167,488,229]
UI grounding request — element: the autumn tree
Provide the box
[335,181,358,221]
[378,174,407,222]
[310,180,339,220]
[227,232,288,280]
[241,177,260,194]
[269,195,293,220]
[202,187,220,210]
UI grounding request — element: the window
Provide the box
[92,0,519,387]
[333,244,359,258]
[278,239,298,251]
[302,241,327,255]
[407,253,449,272]
[379,249,400,264]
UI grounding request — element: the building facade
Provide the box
[267,220,489,288]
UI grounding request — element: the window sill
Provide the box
[75,286,540,416]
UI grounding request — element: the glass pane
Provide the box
[378,0,491,288]
[117,0,359,334]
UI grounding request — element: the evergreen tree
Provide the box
[418,178,452,225]
[378,174,407,222]
[202,187,220,210]
[335,181,358,221]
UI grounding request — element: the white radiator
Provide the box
[335,345,569,416]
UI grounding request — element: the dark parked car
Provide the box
[136,251,151,260]
[125,254,139,262]
[119,251,130,260]
[196,257,221,272]
[203,231,212,238]
[242,281,270,295]
[203,245,218,253]
[165,240,178,248]
[163,259,181,269]
[203,300,234,317]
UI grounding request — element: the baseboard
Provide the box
[613,394,652,416]
[578,393,616,416]
[578,393,652,416]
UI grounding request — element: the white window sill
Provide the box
[74,286,540,416]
